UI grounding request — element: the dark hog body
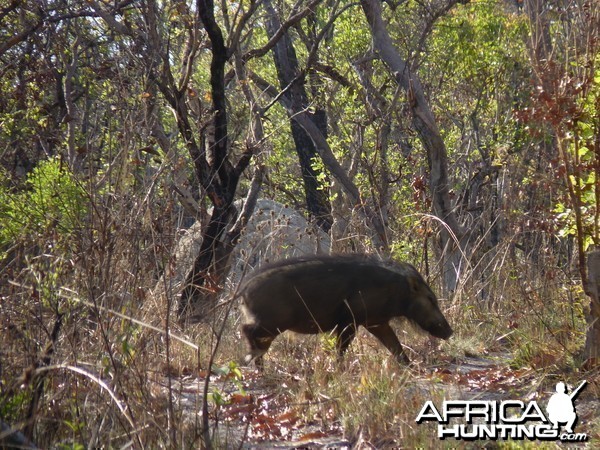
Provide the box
[240,254,453,366]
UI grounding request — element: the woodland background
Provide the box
[1,0,599,448]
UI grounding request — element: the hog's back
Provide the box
[239,256,408,333]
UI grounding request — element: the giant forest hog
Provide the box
[239,254,453,366]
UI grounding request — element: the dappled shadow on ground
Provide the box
[166,353,599,448]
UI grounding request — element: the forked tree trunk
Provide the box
[178,0,253,317]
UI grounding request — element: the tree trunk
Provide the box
[264,0,333,232]
[249,71,389,250]
[360,0,465,290]
[584,250,600,365]
[178,0,252,317]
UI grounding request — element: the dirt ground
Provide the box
[164,353,600,448]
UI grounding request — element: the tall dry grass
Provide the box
[1,172,595,448]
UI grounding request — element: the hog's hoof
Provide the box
[243,353,264,371]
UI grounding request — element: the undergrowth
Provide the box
[0,160,596,448]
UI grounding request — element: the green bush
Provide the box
[0,157,87,253]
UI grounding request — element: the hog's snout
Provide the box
[430,320,453,340]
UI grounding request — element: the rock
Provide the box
[154,199,330,306]
[227,199,330,287]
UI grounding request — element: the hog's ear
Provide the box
[407,275,420,293]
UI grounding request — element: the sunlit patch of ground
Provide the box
[162,353,599,448]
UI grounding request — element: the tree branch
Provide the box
[360,0,464,237]
[243,0,324,61]
[249,70,387,247]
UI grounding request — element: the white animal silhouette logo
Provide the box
[546,381,587,433]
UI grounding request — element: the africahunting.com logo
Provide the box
[416,381,588,442]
